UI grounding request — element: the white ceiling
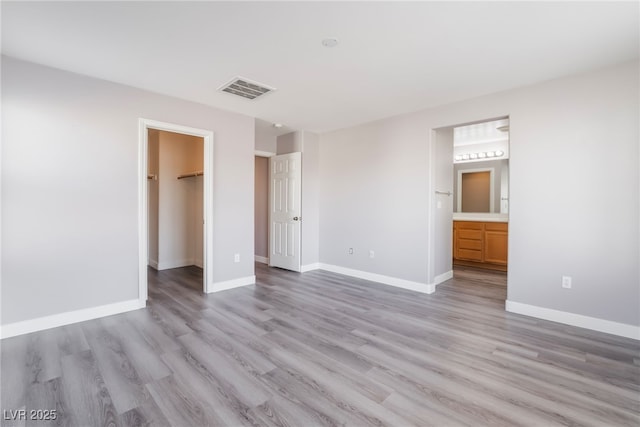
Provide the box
[454,118,509,147]
[2,1,638,134]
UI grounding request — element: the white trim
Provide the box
[506,300,640,340]
[318,263,435,294]
[427,129,437,285]
[434,270,453,286]
[1,299,145,339]
[301,263,321,272]
[207,276,256,293]
[138,120,148,300]
[255,255,269,264]
[139,119,214,297]
[149,259,203,270]
[156,259,195,271]
[255,150,276,157]
[203,129,214,293]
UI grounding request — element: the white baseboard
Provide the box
[207,275,256,293]
[301,263,321,272]
[156,259,203,270]
[433,270,453,286]
[318,263,435,294]
[255,255,269,264]
[1,298,146,339]
[157,259,194,270]
[506,300,640,340]
[148,259,159,270]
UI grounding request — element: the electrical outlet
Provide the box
[348,248,354,255]
[562,276,572,289]
[234,253,240,263]
[369,250,375,258]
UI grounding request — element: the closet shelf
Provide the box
[177,171,204,180]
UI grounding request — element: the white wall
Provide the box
[1,56,256,326]
[255,119,277,153]
[319,115,431,282]
[254,156,269,259]
[192,147,204,268]
[156,131,203,270]
[276,131,303,155]
[301,131,320,268]
[319,60,639,328]
[433,127,453,280]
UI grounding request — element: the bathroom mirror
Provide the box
[453,159,509,213]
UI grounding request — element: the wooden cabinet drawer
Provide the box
[485,222,508,232]
[457,229,482,240]
[458,239,482,250]
[457,249,483,261]
[455,221,484,230]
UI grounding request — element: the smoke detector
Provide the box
[218,77,275,100]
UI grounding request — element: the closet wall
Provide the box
[254,156,269,261]
[149,130,204,270]
[148,129,160,267]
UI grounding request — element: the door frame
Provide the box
[427,115,509,290]
[138,118,214,300]
[255,150,276,265]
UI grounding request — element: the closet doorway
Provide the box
[254,154,271,266]
[138,119,214,301]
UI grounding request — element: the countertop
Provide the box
[453,213,509,223]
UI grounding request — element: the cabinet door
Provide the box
[484,231,508,265]
[453,227,458,258]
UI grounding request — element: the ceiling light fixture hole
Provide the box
[322,38,339,48]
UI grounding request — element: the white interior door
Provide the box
[269,152,302,271]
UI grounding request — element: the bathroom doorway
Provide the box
[430,117,509,300]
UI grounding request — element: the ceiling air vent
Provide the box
[218,77,275,100]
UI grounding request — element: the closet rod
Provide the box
[147,174,157,180]
[177,171,204,180]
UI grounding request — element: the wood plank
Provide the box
[59,350,120,426]
[81,321,150,414]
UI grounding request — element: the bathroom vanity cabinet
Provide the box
[453,220,508,271]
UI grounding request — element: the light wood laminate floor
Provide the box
[1,264,638,426]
